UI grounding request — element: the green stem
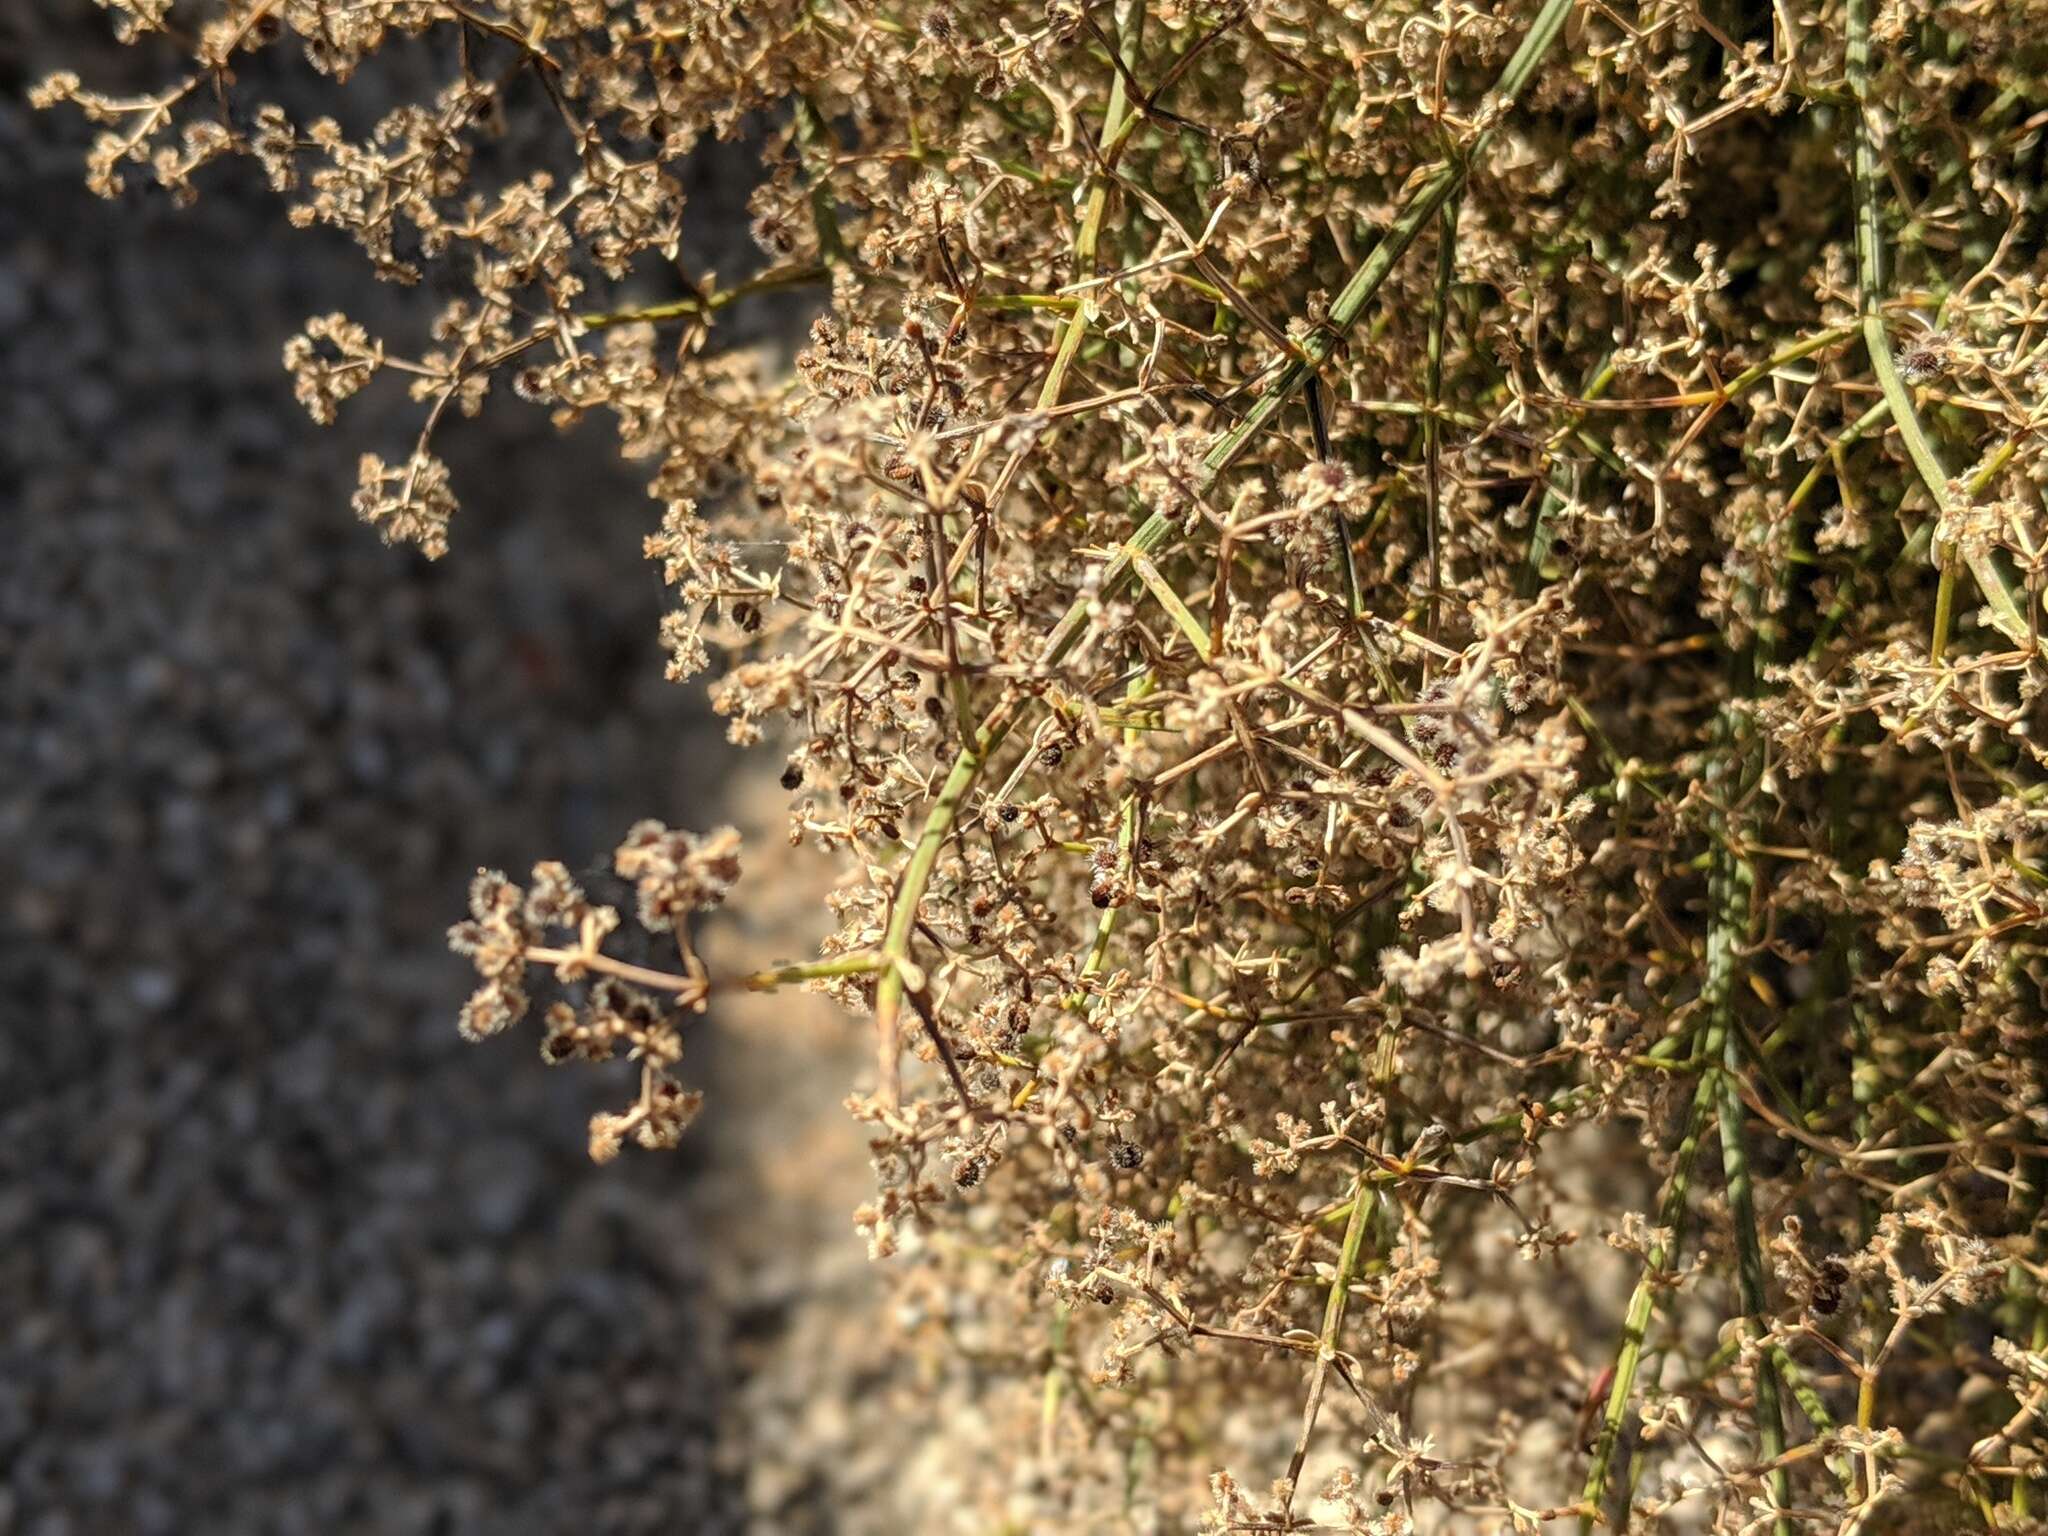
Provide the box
[577,265,828,329]
[871,700,1016,1107]
[1846,0,2028,649]
[2019,1301,2047,1516]
[1036,0,1144,411]
[1579,1051,1720,1532]
[1720,988,1791,1533]
[1523,354,1617,591]
[1039,0,1579,664]
[1585,696,1756,1530]
[1285,1024,1400,1511]
[1130,551,1214,660]
[866,0,1582,1105]
[742,951,885,990]
[1066,671,1152,1012]
[1423,193,1458,628]
[1281,1150,1377,1509]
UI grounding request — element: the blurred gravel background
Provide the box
[0,8,762,1531]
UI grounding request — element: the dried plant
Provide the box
[40,0,2048,1529]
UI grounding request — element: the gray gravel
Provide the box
[2,9,758,1532]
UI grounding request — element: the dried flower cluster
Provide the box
[45,0,2048,1529]
[444,831,733,1159]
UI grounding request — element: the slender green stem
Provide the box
[1130,551,1214,660]
[1036,0,1144,411]
[1282,1148,1377,1507]
[1803,400,1891,656]
[2018,1300,2047,1516]
[1285,1023,1401,1514]
[1774,1348,1860,1497]
[1814,433,2019,660]
[866,0,1582,1105]
[577,265,828,329]
[1717,325,1857,400]
[1790,400,1891,520]
[1066,671,1152,1013]
[871,700,1016,1107]
[1845,0,2028,650]
[1039,0,1579,665]
[1931,552,1960,660]
[1524,354,1617,591]
[1423,194,1459,630]
[1585,700,1760,1527]
[742,951,885,990]
[1304,374,1364,618]
[1580,1049,1720,1532]
[869,2,1147,1107]
[1720,984,1791,1533]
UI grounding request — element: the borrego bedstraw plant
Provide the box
[41,0,2048,1528]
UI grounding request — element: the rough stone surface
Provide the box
[2,9,754,1532]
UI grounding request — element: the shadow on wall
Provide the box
[0,8,765,1532]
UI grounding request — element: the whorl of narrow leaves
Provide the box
[43,1,2048,1530]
